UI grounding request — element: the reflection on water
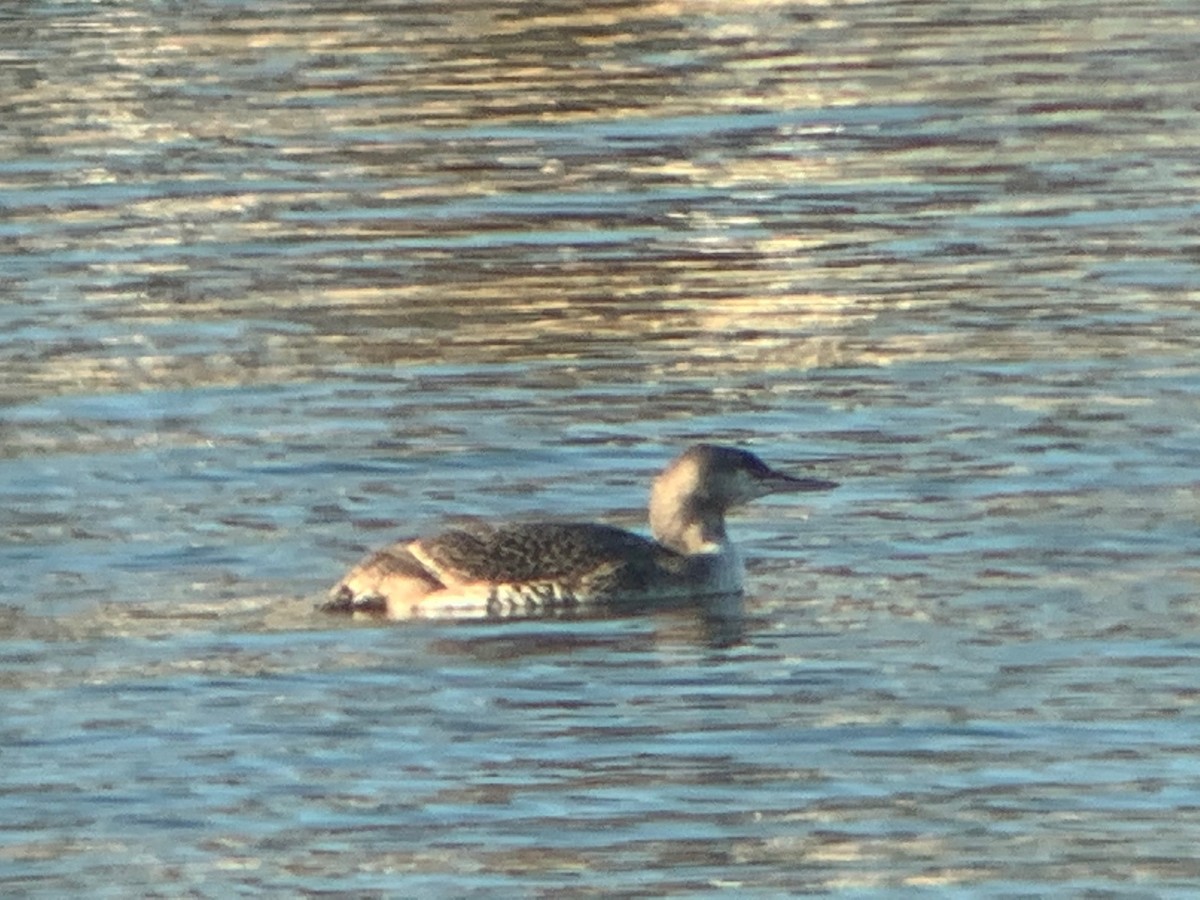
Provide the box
[3,0,1200,895]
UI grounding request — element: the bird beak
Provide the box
[762,468,838,493]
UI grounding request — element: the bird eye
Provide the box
[739,452,771,477]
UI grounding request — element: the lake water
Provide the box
[3,0,1200,895]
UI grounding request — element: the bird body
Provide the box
[325,445,834,621]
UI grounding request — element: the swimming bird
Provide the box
[323,444,836,622]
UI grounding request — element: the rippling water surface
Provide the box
[4,0,1200,895]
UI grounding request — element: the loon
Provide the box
[323,444,836,622]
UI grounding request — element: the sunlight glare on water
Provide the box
[2,0,1200,895]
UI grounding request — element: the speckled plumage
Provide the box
[328,523,690,619]
[325,445,836,622]
[415,522,681,587]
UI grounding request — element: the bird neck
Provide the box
[650,496,729,555]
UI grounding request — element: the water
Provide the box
[3,0,1200,894]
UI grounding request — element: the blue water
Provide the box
[4,0,1200,895]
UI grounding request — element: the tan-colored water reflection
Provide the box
[7,0,1195,410]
